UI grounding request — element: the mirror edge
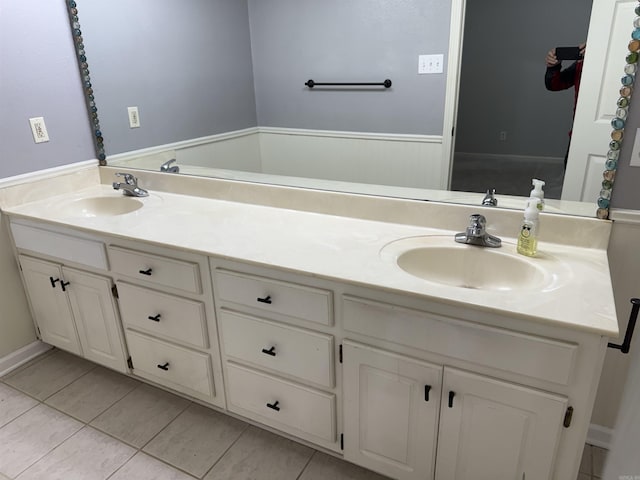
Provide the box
[66,0,636,219]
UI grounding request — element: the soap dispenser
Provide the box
[517,198,541,257]
[530,179,545,211]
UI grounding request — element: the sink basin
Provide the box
[381,236,567,292]
[59,196,144,217]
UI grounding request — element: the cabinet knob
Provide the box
[148,314,161,322]
[261,346,276,356]
[49,277,60,288]
[139,268,153,276]
[448,391,456,408]
[266,400,280,411]
[157,362,170,371]
[60,280,70,292]
[424,385,432,402]
[257,295,272,304]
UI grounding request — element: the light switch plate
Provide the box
[418,54,444,74]
[29,117,50,143]
[630,128,640,166]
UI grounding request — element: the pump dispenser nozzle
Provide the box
[530,179,545,211]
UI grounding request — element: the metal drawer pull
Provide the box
[448,391,456,408]
[139,268,153,276]
[50,277,60,288]
[157,362,169,371]
[266,400,280,411]
[61,280,70,292]
[261,346,276,356]
[257,295,272,304]
[148,314,161,322]
[424,385,432,402]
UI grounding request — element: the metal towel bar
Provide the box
[305,79,392,88]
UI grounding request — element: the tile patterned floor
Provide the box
[0,350,388,480]
[0,349,607,480]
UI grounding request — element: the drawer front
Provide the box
[226,362,336,443]
[220,310,334,388]
[11,222,107,270]
[108,246,201,294]
[214,269,333,326]
[118,282,208,348]
[126,330,214,399]
[343,296,578,385]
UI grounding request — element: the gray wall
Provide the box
[248,0,451,135]
[610,96,640,209]
[0,0,95,178]
[455,0,592,157]
[79,0,258,156]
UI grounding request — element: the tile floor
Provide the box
[0,349,388,480]
[0,349,607,480]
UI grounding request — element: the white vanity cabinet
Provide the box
[109,244,225,408]
[211,263,340,452]
[11,222,128,373]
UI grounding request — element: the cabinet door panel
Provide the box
[343,341,441,480]
[63,267,127,372]
[19,256,81,355]
[435,367,568,480]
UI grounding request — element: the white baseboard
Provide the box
[0,341,52,377]
[587,423,614,449]
[454,151,563,166]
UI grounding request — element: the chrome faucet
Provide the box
[112,173,149,197]
[160,158,180,173]
[455,214,502,247]
[482,189,498,206]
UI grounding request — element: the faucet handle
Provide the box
[469,214,486,228]
[115,172,137,185]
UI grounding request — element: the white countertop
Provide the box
[2,183,618,337]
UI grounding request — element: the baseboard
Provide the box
[0,341,52,377]
[609,208,640,224]
[587,423,614,449]
[454,151,563,166]
[0,160,98,189]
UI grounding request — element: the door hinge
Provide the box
[563,406,574,428]
[127,356,133,369]
[452,126,455,136]
[35,325,41,337]
[340,433,344,450]
[111,284,119,299]
[339,344,343,364]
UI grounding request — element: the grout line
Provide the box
[198,422,251,479]
[295,449,317,480]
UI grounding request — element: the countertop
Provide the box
[2,183,619,337]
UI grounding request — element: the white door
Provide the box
[435,367,568,480]
[19,256,82,355]
[63,267,128,372]
[342,341,442,480]
[562,0,636,202]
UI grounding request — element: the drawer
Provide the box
[118,282,208,348]
[214,269,333,326]
[226,362,336,443]
[220,309,334,388]
[11,221,107,270]
[126,330,214,399]
[343,296,578,385]
[108,246,201,294]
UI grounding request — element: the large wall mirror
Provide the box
[66,0,638,219]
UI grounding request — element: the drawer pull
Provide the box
[257,295,272,304]
[261,346,277,356]
[61,280,70,292]
[424,385,432,402]
[148,314,161,322]
[448,391,456,408]
[139,268,153,276]
[157,362,170,371]
[49,277,60,288]
[266,400,280,411]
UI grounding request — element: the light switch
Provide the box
[630,128,640,167]
[29,117,50,143]
[418,54,444,74]
[128,106,141,128]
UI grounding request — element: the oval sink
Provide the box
[59,196,143,217]
[381,236,566,292]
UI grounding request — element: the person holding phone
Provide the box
[544,43,586,167]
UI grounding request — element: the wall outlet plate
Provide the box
[29,117,50,143]
[128,106,141,128]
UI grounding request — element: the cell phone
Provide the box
[555,46,582,61]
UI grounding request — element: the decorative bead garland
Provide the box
[66,1,106,165]
[597,8,640,219]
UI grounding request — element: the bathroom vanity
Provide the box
[0,168,618,480]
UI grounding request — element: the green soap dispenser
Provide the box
[517,198,541,257]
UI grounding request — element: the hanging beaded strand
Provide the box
[66,1,106,165]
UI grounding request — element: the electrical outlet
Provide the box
[29,117,50,143]
[500,131,507,141]
[128,106,141,128]
[418,54,444,74]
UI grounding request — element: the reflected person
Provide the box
[544,43,586,168]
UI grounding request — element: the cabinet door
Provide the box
[343,341,442,480]
[62,267,127,373]
[435,367,568,480]
[19,256,82,355]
